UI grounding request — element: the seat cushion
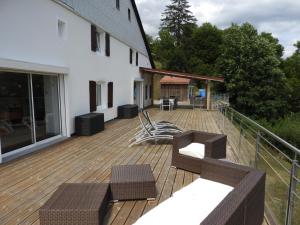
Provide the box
[133,178,233,225]
[179,143,205,159]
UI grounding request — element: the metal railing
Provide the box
[213,105,300,225]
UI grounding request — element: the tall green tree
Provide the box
[282,41,300,112]
[218,23,287,120]
[161,0,197,45]
[188,23,223,75]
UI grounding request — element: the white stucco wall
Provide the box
[0,0,152,137]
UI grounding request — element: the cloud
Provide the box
[135,0,300,57]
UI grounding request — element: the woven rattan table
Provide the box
[39,183,110,225]
[110,164,156,201]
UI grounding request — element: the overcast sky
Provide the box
[135,0,300,57]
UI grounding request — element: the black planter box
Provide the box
[75,113,104,136]
[118,104,138,119]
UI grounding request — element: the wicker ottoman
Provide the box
[117,104,138,119]
[75,113,104,136]
[39,183,110,225]
[110,164,156,201]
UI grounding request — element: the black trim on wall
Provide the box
[108,82,113,108]
[136,52,139,66]
[105,33,110,57]
[91,25,97,52]
[128,8,131,21]
[89,80,97,112]
[116,0,120,10]
[130,49,133,64]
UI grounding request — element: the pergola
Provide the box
[140,67,224,110]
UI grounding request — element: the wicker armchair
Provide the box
[171,130,227,174]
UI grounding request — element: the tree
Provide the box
[218,23,287,120]
[161,0,197,45]
[188,23,223,75]
[282,41,300,112]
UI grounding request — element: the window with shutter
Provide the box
[89,81,97,112]
[130,49,133,64]
[108,82,113,108]
[105,33,110,57]
[136,52,139,66]
[91,25,97,52]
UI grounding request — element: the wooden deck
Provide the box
[0,108,264,225]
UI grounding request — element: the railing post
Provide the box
[222,107,226,133]
[255,131,261,168]
[238,121,243,155]
[286,160,298,225]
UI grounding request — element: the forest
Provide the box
[146,0,300,148]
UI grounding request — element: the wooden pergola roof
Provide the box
[140,67,224,83]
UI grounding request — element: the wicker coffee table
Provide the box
[110,164,156,201]
[39,183,109,225]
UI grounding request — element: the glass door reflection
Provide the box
[0,72,34,154]
[32,74,61,142]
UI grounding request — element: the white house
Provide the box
[0,0,154,163]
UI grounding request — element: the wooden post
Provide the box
[206,80,211,110]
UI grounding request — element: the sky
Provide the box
[135,0,300,57]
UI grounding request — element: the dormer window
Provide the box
[116,0,120,10]
[128,9,131,22]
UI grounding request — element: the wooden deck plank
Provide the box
[0,108,268,225]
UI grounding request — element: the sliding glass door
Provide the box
[0,71,61,154]
[0,72,33,153]
[32,75,61,142]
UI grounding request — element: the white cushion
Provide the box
[179,143,205,159]
[133,178,233,225]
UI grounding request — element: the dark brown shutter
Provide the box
[128,9,131,21]
[136,52,138,66]
[108,82,113,108]
[105,33,110,56]
[91,25,97,52]
[89,81,97,112]
[130,49,133,64]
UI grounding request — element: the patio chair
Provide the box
[171,130,227,174]
[143,110,182,131]
[161,99,173,111]
[129,114,179,147]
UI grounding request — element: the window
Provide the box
[145,85,148,100]
[95,32,101,52]
[136,52,139,66]
[57,19,66,39]
[96,83,102,106]
[128,9,131,21]
[130,48,133,64]
[105,33,110,57]
[108,82,113,108]
[116,0,120,10]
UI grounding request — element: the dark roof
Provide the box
[131,0,155,69]
[140,67,224,82]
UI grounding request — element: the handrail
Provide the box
[214,103,300,225]
[221,106,300,156]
